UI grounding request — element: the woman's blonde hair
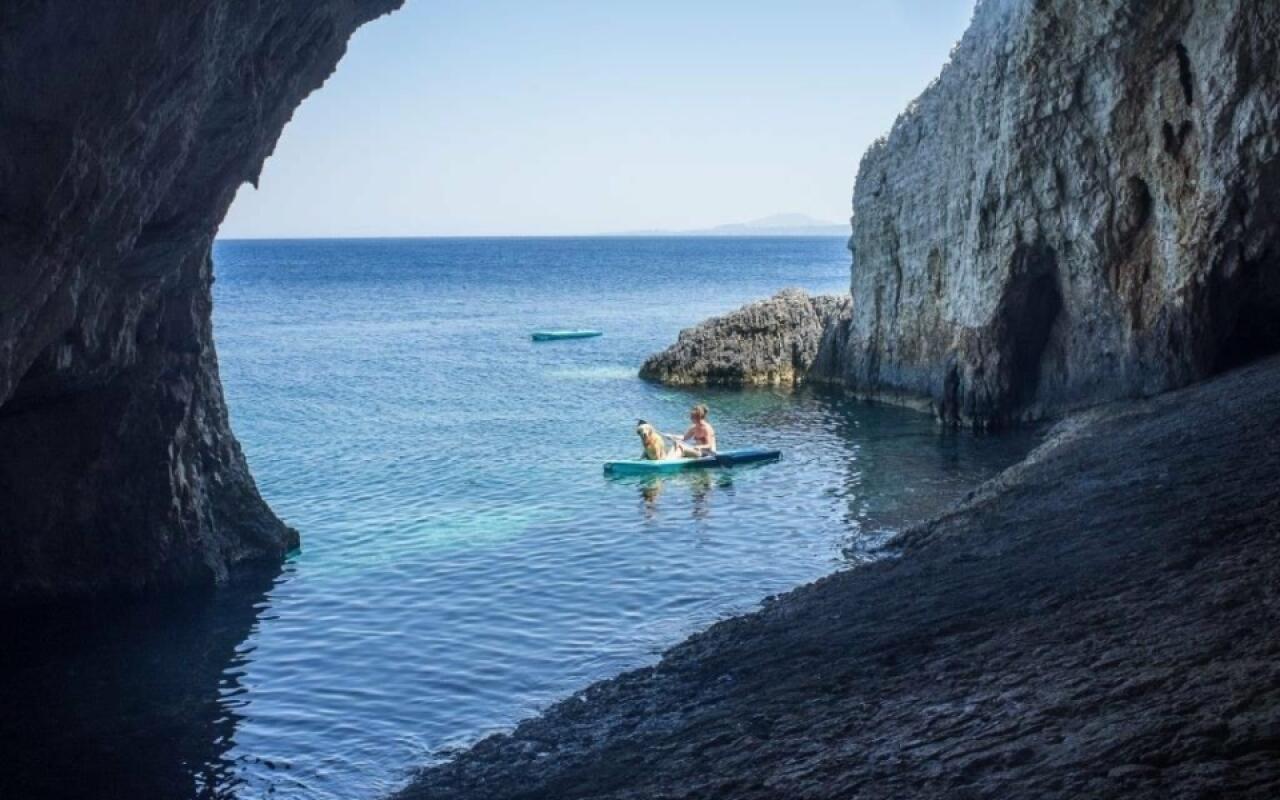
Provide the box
[690,404,709,420]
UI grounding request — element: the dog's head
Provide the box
[635,420,657,442]
[636,420,663,457]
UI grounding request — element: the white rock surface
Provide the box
[840,0,1280,427]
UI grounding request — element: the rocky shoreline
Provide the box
[398,355,1280,799]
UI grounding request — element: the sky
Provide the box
[220,0,977,238]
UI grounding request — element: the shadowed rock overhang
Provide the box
[0,0,402,602]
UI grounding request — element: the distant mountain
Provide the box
[620,213,850,237]
[701,213,851,236]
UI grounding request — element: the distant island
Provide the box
[618,213,849,237]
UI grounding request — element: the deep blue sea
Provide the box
[0,238,1038,800]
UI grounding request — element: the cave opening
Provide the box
[999,244,1064,417]
[1216,253,1280,372]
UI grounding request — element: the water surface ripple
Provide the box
[0,238,1037,799]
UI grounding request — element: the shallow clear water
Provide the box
[0,238,1037,799]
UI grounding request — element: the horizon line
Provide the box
[214,232,852,242]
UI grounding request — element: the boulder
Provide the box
[640,290,850,387]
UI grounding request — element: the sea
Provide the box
[0,237,1038,799]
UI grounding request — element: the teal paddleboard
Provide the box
[531,330,603,341]
[604,448,781,475]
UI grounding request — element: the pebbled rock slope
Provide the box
[842,0,1280,427]
[0,0,402,602]
[639,290,850,387]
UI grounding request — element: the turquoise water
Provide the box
[0,238,1037,799]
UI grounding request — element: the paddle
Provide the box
[663,432,719,461]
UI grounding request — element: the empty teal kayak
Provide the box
[531,330,603,341]
[604,448,781,475]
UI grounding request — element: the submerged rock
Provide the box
[0,1,402,602]
[639,290,850,387]
[839,0,1280,427]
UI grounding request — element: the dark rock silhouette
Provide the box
[0,571,278,798]
[0,0,402,601]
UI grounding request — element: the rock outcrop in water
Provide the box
[841,0,1280,427]
[639,290,850,387]
[0,0,402,602]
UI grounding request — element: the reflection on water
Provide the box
[615,469,748,522]
[0,571,277,800]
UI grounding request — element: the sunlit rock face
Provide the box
[640,290,850,387]
[0,0,401,601]
[841,0,1280,427]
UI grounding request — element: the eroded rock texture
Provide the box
[842,0,1280,426]
[639,290,850,387]
[0,0,401,601]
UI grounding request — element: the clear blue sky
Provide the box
[220,0,975,238]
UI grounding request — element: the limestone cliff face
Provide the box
[842,0,1280,427]
[0,0,401,601]
[640,290,850,388]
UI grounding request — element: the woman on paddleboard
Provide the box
[680,404,717,456]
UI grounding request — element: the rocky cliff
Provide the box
[840,0,1280,427]
[639,290,850,387]
[0,0,401,602]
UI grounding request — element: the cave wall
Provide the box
[841,0,1280,427]
[0,0,402,601]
